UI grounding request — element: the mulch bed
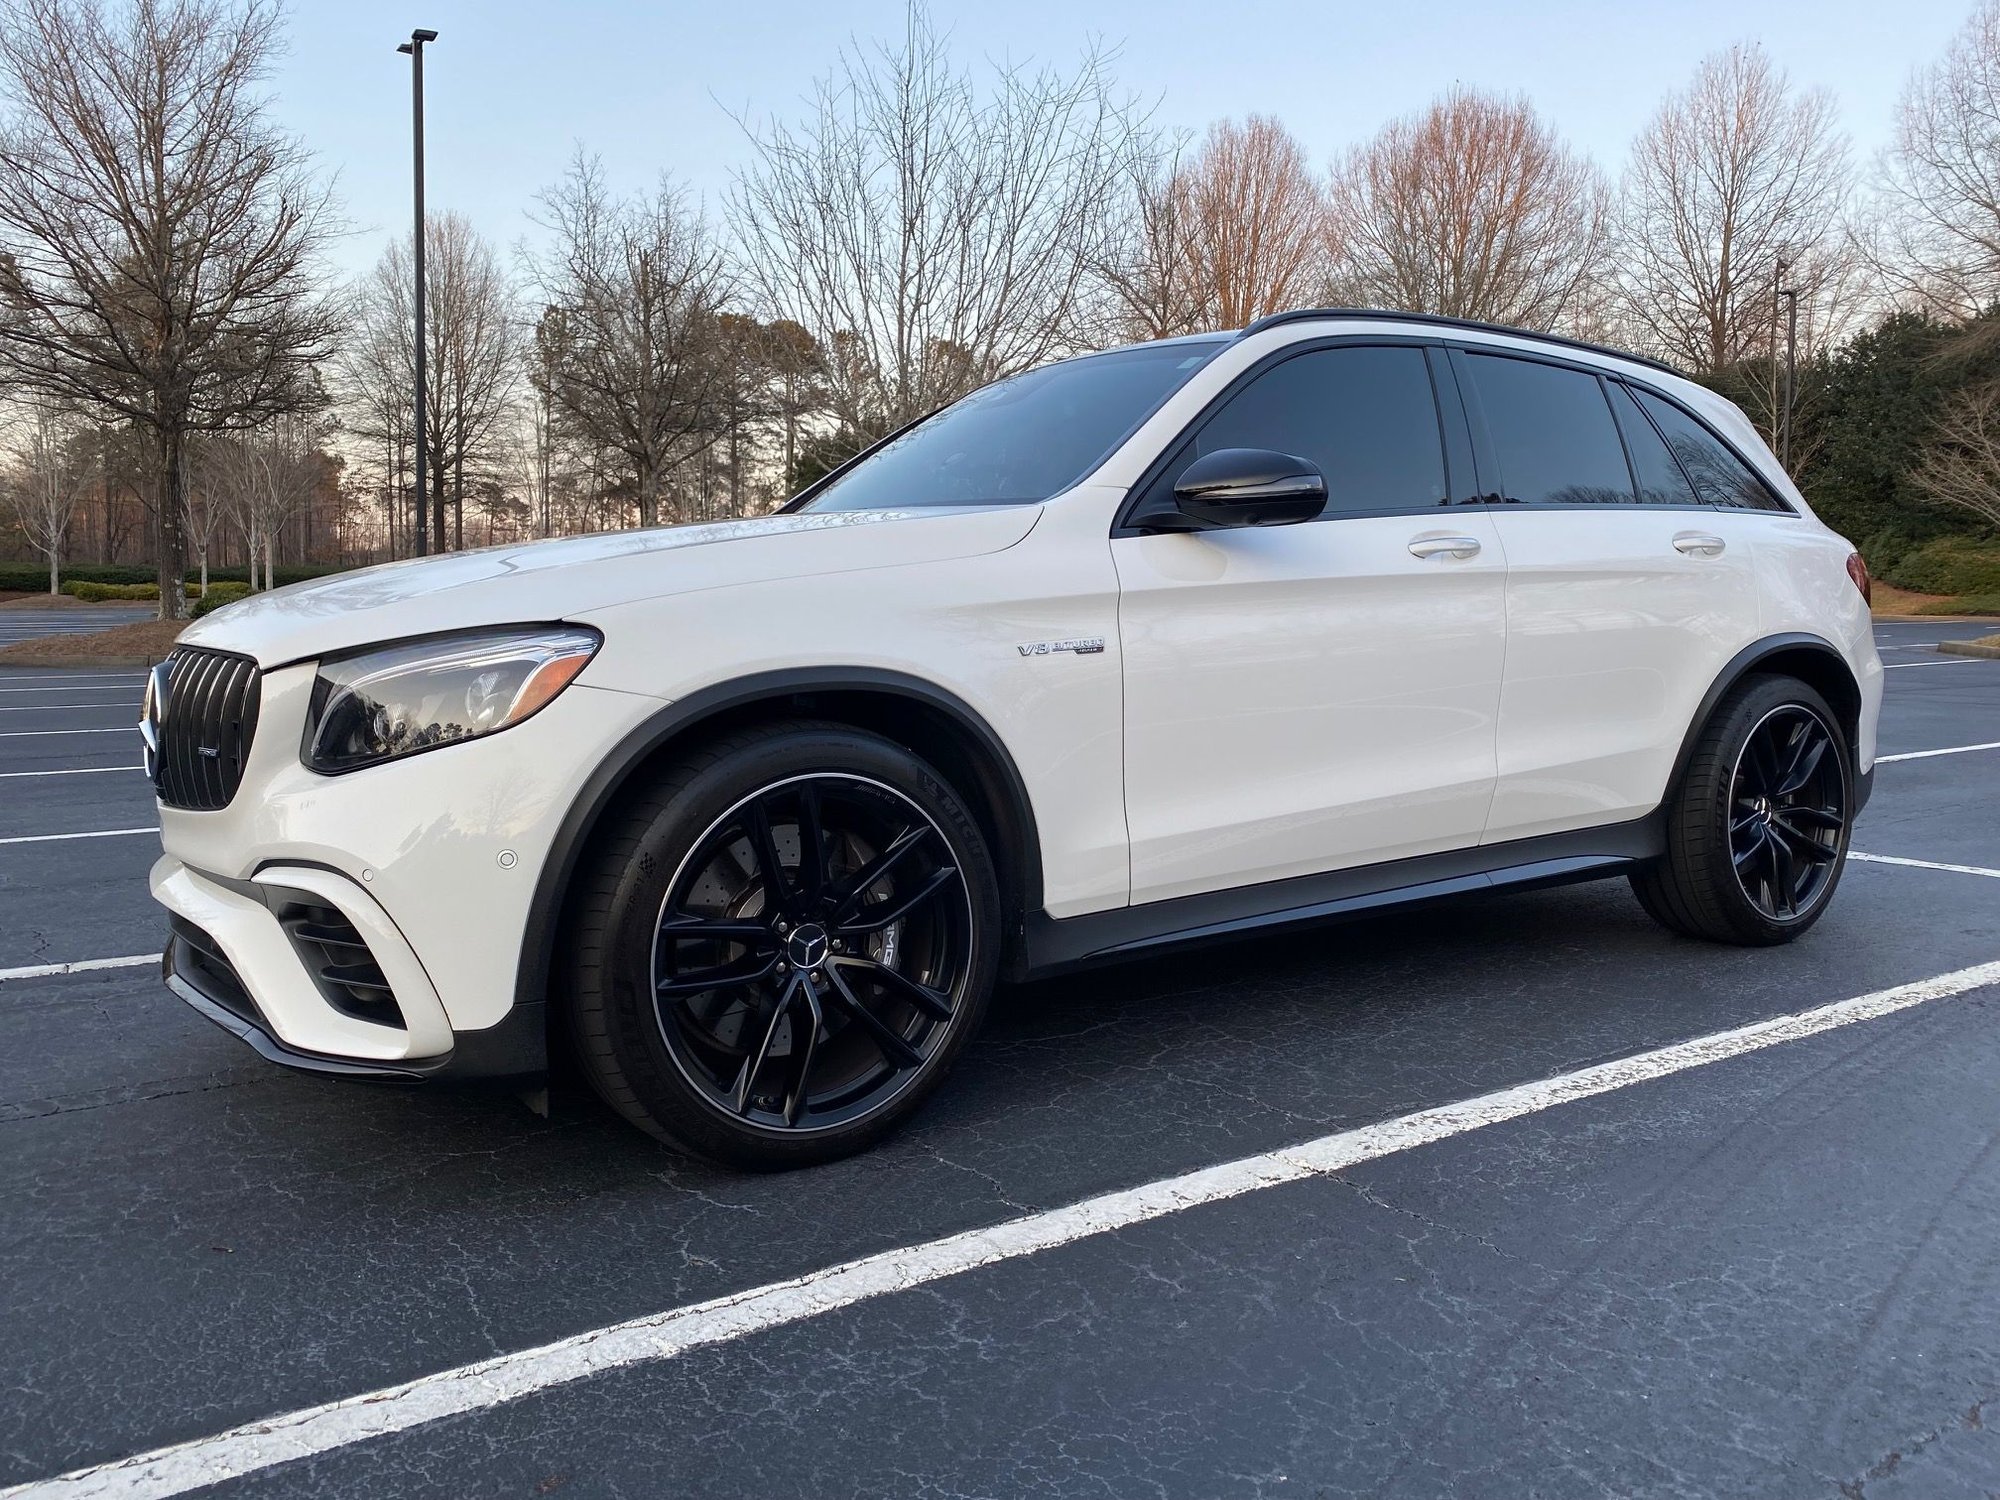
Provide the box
[0,618,186,667]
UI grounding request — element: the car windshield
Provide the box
[801,339,1228,511]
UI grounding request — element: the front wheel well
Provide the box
[526,677,1043,1016]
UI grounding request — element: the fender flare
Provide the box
[1666,631,1865,797]
[515,666,1044,1012]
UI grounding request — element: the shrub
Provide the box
[1883,535,2000,596]
[63,580,160,601]
[0,563,154,592]
[190,581,252,618]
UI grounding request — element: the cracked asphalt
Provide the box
[2,615,1998,1498]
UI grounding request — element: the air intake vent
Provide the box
[278,901,406,1029]
[149,647,261,810]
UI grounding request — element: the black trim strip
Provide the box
[1022,817,1663,977]
[1240,308,1684,376]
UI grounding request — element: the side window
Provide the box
[1608,383,1701,506]
[1631,388,1786,511]
[1463,353,1633,505]
[1182,345,1449,515]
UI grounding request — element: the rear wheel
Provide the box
[1631,674,1853,946]
[563,722,1001,1168]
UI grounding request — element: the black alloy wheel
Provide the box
[1631,673,1853,946]
[563,722,1001,1168]
[652,773,975,1134]
[1726,703,1848,923]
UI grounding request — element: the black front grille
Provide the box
[154,647,261,810]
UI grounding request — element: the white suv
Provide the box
[144,310,1882,1167]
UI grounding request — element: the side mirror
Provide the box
[1150,448,1328,530]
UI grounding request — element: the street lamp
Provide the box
[397,28,438,556]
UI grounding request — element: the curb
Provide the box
[1938,640,2000,660]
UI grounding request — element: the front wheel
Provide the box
[563,722,1002,1169]
[1631,674,1853,946]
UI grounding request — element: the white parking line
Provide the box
[11,956,1997,1500]
[0,686,138,695]
[1851,852,2000,879]
[1884,658,1993,669]
[0,703,133,713]
[0,727,130,738]
[0,765,144,779]
[0,674,145,683]
[0,827,155,847]
[0,952,157,983]
[1876,740,2000,764]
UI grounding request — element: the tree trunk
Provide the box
[154,424,189,621]
[264,533,274,592]
[48,552,57,595]
[431,455,448,555]
[199,549,208,593]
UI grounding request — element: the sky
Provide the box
[277,0,1979,282]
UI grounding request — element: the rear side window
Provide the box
[1630,388,1786,511]
[1608,384,1701,506]
[1464,353,1632,506]
[1186,345,1449,515]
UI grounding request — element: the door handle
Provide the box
[1408,535,1482,560]
[1673,532,1727,557]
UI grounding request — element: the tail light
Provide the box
[1846,552,1872,605]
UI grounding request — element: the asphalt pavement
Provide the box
[2,613,1997,1499]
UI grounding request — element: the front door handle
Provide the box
[1673,532,1727,557]
[1408,534,1482,560]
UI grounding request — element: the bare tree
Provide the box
[1617,44,1855,376]
[4,405,93,592]
[1876,0,2000,316]
[344,216,516,552]
[1914,381,2000,527]
[523,154,730,527]
[730,4,1140,442]
[0,0,339,618]
[1105,117,1328,337]
[1327,87,1611,331]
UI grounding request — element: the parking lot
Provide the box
[3,614,1999,1499]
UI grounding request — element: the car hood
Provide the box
[179,505,1042,668]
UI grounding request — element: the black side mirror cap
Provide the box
[1153,447,1328,530]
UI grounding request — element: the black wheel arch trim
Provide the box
[517,667,1045,1013]
[1669,632,1868,805]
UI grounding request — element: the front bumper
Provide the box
[155,857,546,1080]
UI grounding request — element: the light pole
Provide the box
[397,27,438,556]
[1779,286,1799,471]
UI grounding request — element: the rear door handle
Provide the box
[1408,534,1482,560]
[1673,532,1727,557]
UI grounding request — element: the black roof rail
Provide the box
[1238,307,1686,378]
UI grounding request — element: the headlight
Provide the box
[302,625,601,774]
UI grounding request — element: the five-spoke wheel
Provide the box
[564,722,1000,1168]
[1632,674,1852,946]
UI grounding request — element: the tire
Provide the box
[561,720,1002,1169]
[1631,673,1854,946]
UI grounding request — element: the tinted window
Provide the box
[1465,353,1633,505]
[1609,383,1701,506]
[1631,388,1784,511]
[1184,345,1448,514]
[805,339,1226,511]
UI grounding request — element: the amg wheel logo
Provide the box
[1017,637,1106,657]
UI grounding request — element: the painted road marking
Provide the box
[0,953,157,983]
[1876,741,2000,764]
[10,957,1998,1500]
[1851,852,2000,880]
[0,727,131,739]
[1884,658,1994,669]
[0,827,155,848]
[0,765,145,779]
[0,703,134,713]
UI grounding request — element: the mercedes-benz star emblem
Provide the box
[785,924,829,971]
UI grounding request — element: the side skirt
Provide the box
[1020,817,1664,979]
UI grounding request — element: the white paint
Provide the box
[0,827,155,847]
[0,686,138,695]
[1876,741,2000,764]
[12,956,1998,1500]
[1851,851,2000,880]
[0,675,145,684]
[0,704,134,713]
[0,765,143,779]
[0,727,129,738]
[1884,658,1992,669]
[0,952,156,983]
